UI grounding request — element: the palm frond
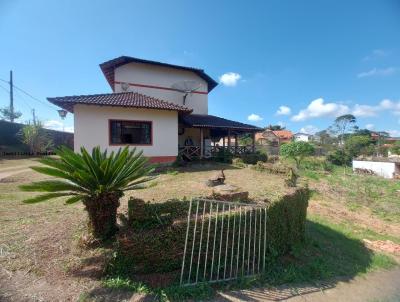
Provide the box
[23,192,75,204]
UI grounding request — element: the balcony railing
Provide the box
[179,145,255,160]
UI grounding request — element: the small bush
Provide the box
[268,155,280,163]
[232,157,246,168]
[172,154,186,167]
[239,151,268,164]
[326,150,351,166]
[251,160,266,171]
[285,168,299,187]
[213,148,233,163]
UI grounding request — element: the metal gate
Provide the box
[180,198,268,286]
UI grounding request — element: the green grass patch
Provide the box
[99,215,397,301]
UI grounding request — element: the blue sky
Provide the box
[1,0,400,136]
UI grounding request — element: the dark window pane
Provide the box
[110,120,152,145]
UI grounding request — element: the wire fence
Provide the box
[180,198,268,286]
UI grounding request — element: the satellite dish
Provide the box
[171,80,202,105]
[121,82,130,91]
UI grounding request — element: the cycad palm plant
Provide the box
[20,146,154,240]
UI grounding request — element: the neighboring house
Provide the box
[48,56,261,163]
[255,130,293,146]
[293,133,313,142]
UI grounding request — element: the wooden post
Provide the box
[234,134,238,154]
[200,128,204,159]
[252,132,256,153]
[223,137,225,147]
[227,129,231,151]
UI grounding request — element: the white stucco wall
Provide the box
[73,104,178,157]
[114,62,209,114]
[352,160,396,179]
[294,134,310,142]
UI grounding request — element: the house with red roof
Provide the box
[255,130,293,146]
[48,56,261,163]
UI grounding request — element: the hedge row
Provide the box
[109,188,310,279]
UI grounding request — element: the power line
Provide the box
[0,78,57,110]
[0,83,9,94]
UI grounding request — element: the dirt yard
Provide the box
[0,158,399,301]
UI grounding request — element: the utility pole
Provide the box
[9,70,14,122]
[32,108,36,124]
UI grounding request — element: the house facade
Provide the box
[48,56,260,163]
[293,133,313,142]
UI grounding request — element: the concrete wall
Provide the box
[294,134,310,142]
[74,104,178,160]
[352,160,396,179]
[114,62,209,114]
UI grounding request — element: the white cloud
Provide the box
[362,49,388,61]
[291,98,400,122]
[388,130,400,137]
[352,104,379,117]
[379,99,400,115]
[276,105,291,115]
[219,72,241,86]
[365,123,375,130]
[291,98,350,122]
[300,125,319,135]
[247,114,263,122]
[357,67,397,78]
[44,120,74,133]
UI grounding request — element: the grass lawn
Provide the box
[0,158,399,301]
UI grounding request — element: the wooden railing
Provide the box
[179,145,255,160]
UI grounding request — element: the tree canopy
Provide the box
[280,141,315,167]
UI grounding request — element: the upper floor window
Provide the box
[109,120,152,145]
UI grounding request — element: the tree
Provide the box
[345,135,373,158]
[265,124,285,131]
[390,141,400,155]
[280,141,315,168]
[20,146,154,240]
[0,107,22,121]
[329,114,357,145]
[19,121,53,154]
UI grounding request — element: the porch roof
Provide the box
[179,114,262,132]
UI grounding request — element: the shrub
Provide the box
[285,168,298,187]
[232,157,246,168]
[213,148,233,163]
[239,151,268,164]
[326,149,351,166]
[109,188,310,275]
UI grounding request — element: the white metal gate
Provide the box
[180,198,268,286]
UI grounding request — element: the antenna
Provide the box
[121,82,130,91]
[171,80,202,105]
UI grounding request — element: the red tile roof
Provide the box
[47,92,193,113]
[272,130,293,140]
[99,56,218,92]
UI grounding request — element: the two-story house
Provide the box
[48,56,261,163]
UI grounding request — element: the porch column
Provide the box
[200,128,204,159]
[223,137,225,147]
[227,129,231,150]
[252,132,256,153]
[234,134,238,154]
